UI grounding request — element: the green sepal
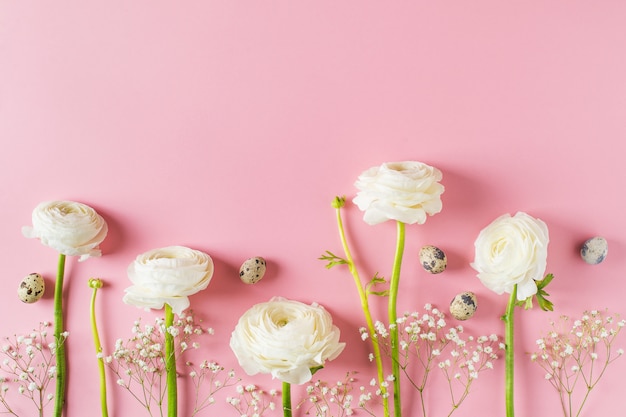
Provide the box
[331,196,346,209]
[310,365,324,376]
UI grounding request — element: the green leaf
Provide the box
[515,274,554,311]
[536,273,554,290]
[366,272,388,297]
[517,273,555,311]
[318,250,348,269]
[536,289,554,311]
[535,273,555,311]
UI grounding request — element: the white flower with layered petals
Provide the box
[230,297,345,385]
[123,246,213,315]
[22,200,108,261]
[352,161,444,225]
[471,212,549,301]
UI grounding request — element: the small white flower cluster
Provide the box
[297,372,375,417]
[530,309,625,417]
[363,304,503,416]
[0,322,61,415]
[107,311,216,414]
[225,383,278,417]
[187,361,238,415]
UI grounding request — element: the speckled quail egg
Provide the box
[580,237,608,265]
[18,273,45,303]
[449,291,478,320]
[239,257,267,284]
[419,245,447,274]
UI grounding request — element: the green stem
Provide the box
[504,285,517,417]
[164,304,177,417]
[335,202,390,417]
[388,221,406,417]
[89,279,108,417]
[53,253,67,417]
[282,381,292,417]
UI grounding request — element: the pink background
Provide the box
[1,2,625,416]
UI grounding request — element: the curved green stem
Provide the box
[282,381,292,417]
[164,304,177,417]
[53,253,67,417]
[334,202,390,417]
[388,221,406,417]
[504,285,517,417]
[89,278,108,417]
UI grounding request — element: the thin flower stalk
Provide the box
[53,253,67,417]
[324,196,390,417]
[503,285,517,417]
[88,278,108,417]
[388,221,406,417]
[282,381,292,417]
[164,305,177,417]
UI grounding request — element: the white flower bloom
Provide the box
[230,297,345,385]
[123,246,214,315]
[22,200,108,261]
[471,212,549,301]
[352,161,444,225]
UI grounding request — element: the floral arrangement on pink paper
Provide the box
[4,163,624,417]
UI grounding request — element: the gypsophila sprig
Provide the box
[107,311,217,416]
[186,361,238,415]
[225,383,279,417]
[530,309,625,417]
[297,371,377,417]
[0,321,65,417]
[365,304,504,417]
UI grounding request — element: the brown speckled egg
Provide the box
[450,292,478,320]
[18,273,45,303]
[419,245,447,274]
[239,257,267,284]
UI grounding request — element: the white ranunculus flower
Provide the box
[471,212,549,301]
[352,161,445,225]
[22,200,108,261]
[230,297,346,385]
[123,246,214,315]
